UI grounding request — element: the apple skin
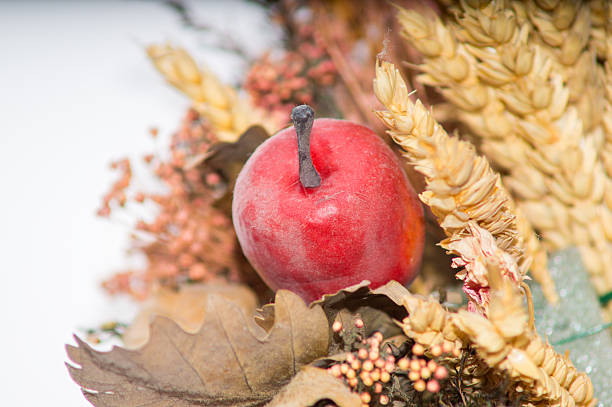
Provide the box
[232,118,425,303]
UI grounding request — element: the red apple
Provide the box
[232,105,424,303]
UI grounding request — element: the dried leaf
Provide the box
[264,366,361,407]
[203,125,269,214]
[312,280,410,351]
[67,290,329,407]
[123,283,258,349]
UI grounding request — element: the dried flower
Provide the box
[100,109,259,299]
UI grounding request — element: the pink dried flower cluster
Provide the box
[245,25,336,117]
[99,110,245,299]
[327,319,452,406]
[446,223,522,314]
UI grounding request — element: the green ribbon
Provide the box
[599,290,612,306]
[552,322,612,346]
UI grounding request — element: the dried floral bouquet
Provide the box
[66,1,612,406]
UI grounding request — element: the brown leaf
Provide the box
[312,280,410,353]
[67,289,329,407]
[200,125,269,215]
[264,366,361,407]
[123,283,258,349]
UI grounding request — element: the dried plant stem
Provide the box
[312,5,382,133]
[373,60,558,303]
[147,44,279,141]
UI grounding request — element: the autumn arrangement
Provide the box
[67,1,612,406]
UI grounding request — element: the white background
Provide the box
[0,1,279,405]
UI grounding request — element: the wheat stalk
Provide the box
[396,3,612,316]
[147,44,279,141]
[400,227,594,406]
[374,59,558,303]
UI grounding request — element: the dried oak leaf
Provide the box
[311,280,411,352]
[66,289,329,407]
[122,283,258,349]
[265,366,361,407]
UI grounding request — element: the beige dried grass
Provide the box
[147,44,279,141]
[396,3,612,316]
[374,60,558,303]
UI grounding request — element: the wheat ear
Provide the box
[396,4,612,314]
[400,229,594,406]
[374,60,558,303]
[147,44,278,141]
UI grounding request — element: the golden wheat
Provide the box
[374,59,558,302]
[147,44,278,141]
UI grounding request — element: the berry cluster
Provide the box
[245,25,336,118]
[98,110,247,299]
[327,318,456,407]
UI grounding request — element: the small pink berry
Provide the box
[412,343,425,356]
[426,379,441,393]
[355,318,364,328]
[374,382,383,393]
[442,342,453,354]
[434,366,448,380]
[358,348,369,360]
[332,321,343,332]
[362,360,374,372]
[414,379,426,392]
[408,370,420,381]
[360,392,371,403]
[380,371,391,383]
[421,367,432,379]
[329,364,341,377]
[379,394,390,405]
[397,358,410,370]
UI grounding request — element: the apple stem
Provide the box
[291,105,321,188]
